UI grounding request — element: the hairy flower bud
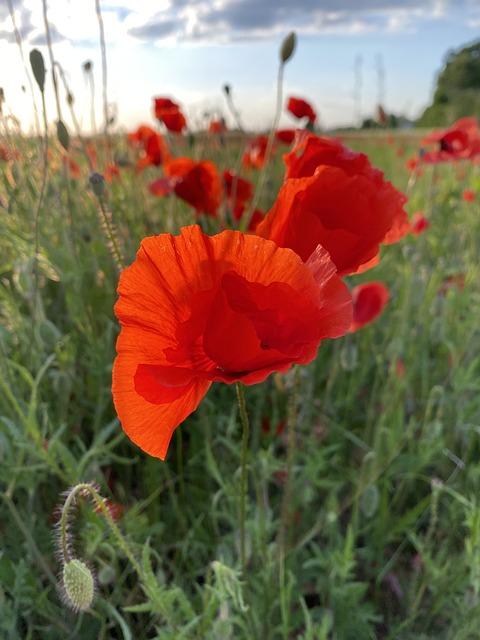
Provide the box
[62,559,95,611]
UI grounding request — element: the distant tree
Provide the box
[417,39,480,126]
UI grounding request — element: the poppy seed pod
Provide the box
[30,49,46,93]
[280,32,296,63]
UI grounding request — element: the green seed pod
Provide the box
[30,49,46,93]
[62,559,95,611]
[57,120,70,152]
[280,32,296,63]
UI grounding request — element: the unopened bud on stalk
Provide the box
[280,32,296,63]
[57,120,70,152]
[62,559,95,611]
[89,172,106,197]
[30,49,46,92]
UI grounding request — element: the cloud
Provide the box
[127,18,180,40]
[0,6,36,44]
[123,0,470,44]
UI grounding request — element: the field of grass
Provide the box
[1,111,480,640]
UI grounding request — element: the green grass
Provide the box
[0,126,480,640]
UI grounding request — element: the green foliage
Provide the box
[0,127,479,638]
[417,39,480,125]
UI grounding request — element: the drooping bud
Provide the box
[57,120,70,152]
[280,32,296,63]
[30,49,46,93]
[62,559,95,611]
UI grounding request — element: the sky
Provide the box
[0,0,479,135]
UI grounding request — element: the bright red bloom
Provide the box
[150,157,222,217]
[349,282,389,333]
[286,97,317,124]
[128,125,169,171]
[242,135,271,170]
[256,134,409,276]
[410,211,430,235]
[112,225,352,458]
[275,129,297,145]
[462,189,475,202]
[420,117,480,163]
[154,97,187,133]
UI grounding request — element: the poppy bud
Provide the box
[57,120,70,151]
[223,84,231,96]
[30,49,46,93]
[280,31,296,63]
[62,559,95,611]
[89,172,106,197]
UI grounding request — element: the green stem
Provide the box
[277,366,300,556]
[235,382,250,580]
[242,60,285,230]
[97,197,125,271]
[59,483,146,583]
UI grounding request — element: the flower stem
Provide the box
[277,365,300,557]
[59,483,146,582]
[235,382,250,580]
[242,59,285,230]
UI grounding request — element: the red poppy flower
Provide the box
[223,169,253,207]
[256,134,409,276]
[149,157,222,217]
[154,97,187,133]
[128,125,169,171]
[410,211,429,235]
[112,225,352,458]
[349,281,389,333]
[286,97,317,124]
[242,135,271,170]
[275,129,297,145]
[420,117,480,163]
[462,189,475,202]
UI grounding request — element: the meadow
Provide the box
[1,44,480,640]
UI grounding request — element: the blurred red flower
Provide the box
[112,225,352,458]
[128,125,169,171]
[154,97,187,133]
[462,189,475,202]
[349,281,389,333]
[410,211,430,235]
[223,169,253,207]
[256,134,409,276]
[242,134,270,169]
[208,118,227,134]
[286,97,316,124]
[150,157,222,217]
[420,117,480,163]
[275,129,297,145]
